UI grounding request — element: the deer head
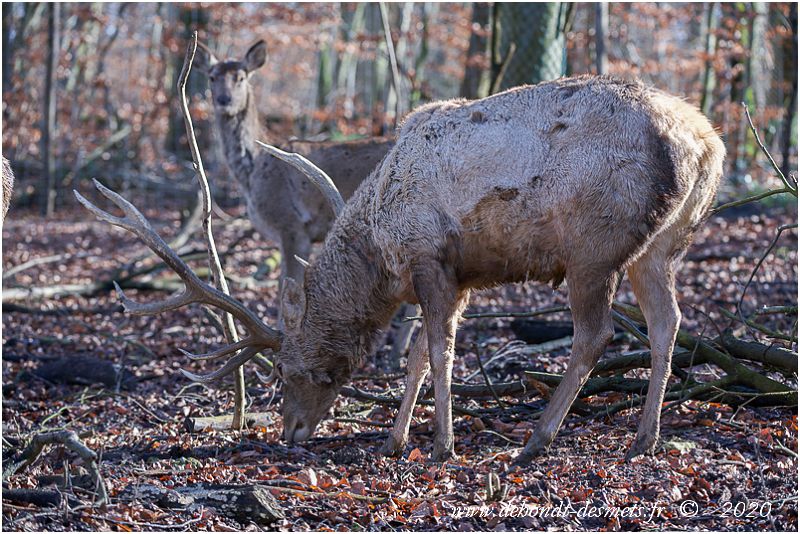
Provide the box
[75,142,347,445]
[195,40,267,115]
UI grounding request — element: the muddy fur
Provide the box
[275,75,725,461]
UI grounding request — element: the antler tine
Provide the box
[113,280,194,316]
[75,179,204,287]
[178,337,254,361]
[180,345,261,383]
[255,140,345,217]
[74,180,282,352]
[256,367,278,385]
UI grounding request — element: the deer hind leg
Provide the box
[625,237,682,459]
[381,327,429,457]
[388,303,421,366]
[516,270,618,464]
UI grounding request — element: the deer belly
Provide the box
[458,191,564,288]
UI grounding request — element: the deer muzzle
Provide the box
[284,415,312,444]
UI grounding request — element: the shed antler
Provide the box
[74,179,283,383]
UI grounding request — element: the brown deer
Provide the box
[193,40,393,285]
[79,75,724,463]
[2,156,13,221]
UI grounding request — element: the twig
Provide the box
[474,343,506,409]
[712,187,795,214]
[3,252,100,280]
[742,103,797,195]
[81,510,205,530]
[178,31,246,430]
[379,1,404,124]
[478,429,522,446]
[403,305,570,322]
[263,484,389,504]
[334,417,393,428]
[735,222,798,320]
[340,385,481,417]
[720,308,797,342]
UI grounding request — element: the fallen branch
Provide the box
[716,334,797,373]
[403,305,570,322]
[613,302,796,404]
[1,488,62,508]
[120,483,283,524]
[185,412,275,433]
[3,430,107,507]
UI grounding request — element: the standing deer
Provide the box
[79,75,724,463]
[195,40,417,361]
[193,40,392,284]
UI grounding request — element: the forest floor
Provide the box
[2,200,797,531]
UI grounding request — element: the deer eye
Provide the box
[209,75,217,82]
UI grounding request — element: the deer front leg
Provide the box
[516,271,617,464]
[381,328,429,457]
[412,260,467,462]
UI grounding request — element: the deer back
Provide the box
[364,76,723,291]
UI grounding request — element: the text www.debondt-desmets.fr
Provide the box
[449,499,775,522]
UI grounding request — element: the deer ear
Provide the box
[244,40,267,72]
[281,277,306,329]
[194,42,218,74]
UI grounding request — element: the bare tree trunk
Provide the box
[2,8,12,95]
[700,2,718,116]
[594,2,608,75]
[40,2,60,216]
[491,2,573,92]
[781,3,798,178]
[460,2,490,99]
[336,3,366,120]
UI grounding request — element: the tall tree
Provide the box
[699,2,719,116]
[490,2,573,92]
[460,2,491,99]
[165,4,208,158]
[594,2,608,75]
[41,2,60,216]
[780,2,798,178]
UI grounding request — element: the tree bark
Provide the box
[460,2,491,99]
[594,2,608,75]
[40,2,60,216]
[491,2,571,92]
[700,2,718,116]
[781,3,798,178]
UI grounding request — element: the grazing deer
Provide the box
[193,40,393,284]
[79,75,724,463]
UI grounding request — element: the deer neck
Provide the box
[216,88,268,188]
[301,215,400,384]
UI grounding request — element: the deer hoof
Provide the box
[625,435,658,461]
[380,435,406,458]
